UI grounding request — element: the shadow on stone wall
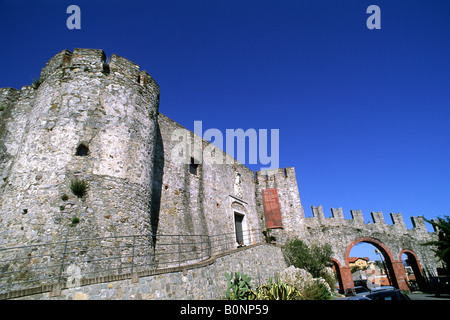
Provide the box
[150,120,164,239]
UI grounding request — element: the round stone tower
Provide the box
[0,48,160,246]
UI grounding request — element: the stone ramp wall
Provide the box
[12,243,286,300]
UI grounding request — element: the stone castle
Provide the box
[0,49,440,298]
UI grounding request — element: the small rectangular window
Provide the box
[189,158,198,175]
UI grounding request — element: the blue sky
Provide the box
[350,242,380,262]
[1,0,449,239]
[350,242,410,262]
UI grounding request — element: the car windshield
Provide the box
[355,287,368,293]
[372,286,394,291]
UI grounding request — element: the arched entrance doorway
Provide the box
[400,249,427,291]
[335,237,410,293]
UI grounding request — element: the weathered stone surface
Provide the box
[13,244,286,300]
[0,49,440,298]
[0,49,159,248]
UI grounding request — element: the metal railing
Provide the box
[0,228,265,295]
[209,228,264,256]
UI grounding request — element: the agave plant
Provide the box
[224,272,252,300]
[250,277,303,300]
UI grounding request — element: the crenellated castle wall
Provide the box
[252,166,439,277]
[0,49,441,297]
[300,205,437,266]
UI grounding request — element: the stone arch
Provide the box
[331,258,345,293]
[337,236,409,293]
[231,201,247,214]
[344,237,395,266]
[399,249,427,291]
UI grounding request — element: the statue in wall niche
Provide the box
[234,172,243,198]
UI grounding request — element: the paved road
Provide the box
[409,292,450,300]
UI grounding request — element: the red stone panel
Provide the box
[262,188,283,229]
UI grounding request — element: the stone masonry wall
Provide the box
[255,167,306,240]
[12,243,286,300]
[155,114,264,247]
[0,49,160,246]
[0,49,441,298]
[302,205,438,269]
[0,49,160,289]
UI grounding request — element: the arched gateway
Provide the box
[297,207,440,293]
[337,237,410,292]
[268,205,440,294]
[329,237,430,293]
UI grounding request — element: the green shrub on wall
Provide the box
[70,178,88,198]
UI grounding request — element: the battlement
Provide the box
[39,49,74,81]
[38,48,159,95]
[0,87,21,107]
[255,167,296,181]
[306,205,434,234]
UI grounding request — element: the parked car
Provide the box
[353,280,369,288]
[344,286,371,297]
[341,296,370,300]
[365,289,411,301]
[429,276,450,297]
[370,285,396,292]
[339,286,411,300]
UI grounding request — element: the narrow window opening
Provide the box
[76,144,89,156]
[234,212,244,246]
[189,157,198,175]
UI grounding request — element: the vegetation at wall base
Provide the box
[423,216,450,274]
[224,272,252,300]
[223,271,334,300]
[250,277,303,300]
[282,238,333,278]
